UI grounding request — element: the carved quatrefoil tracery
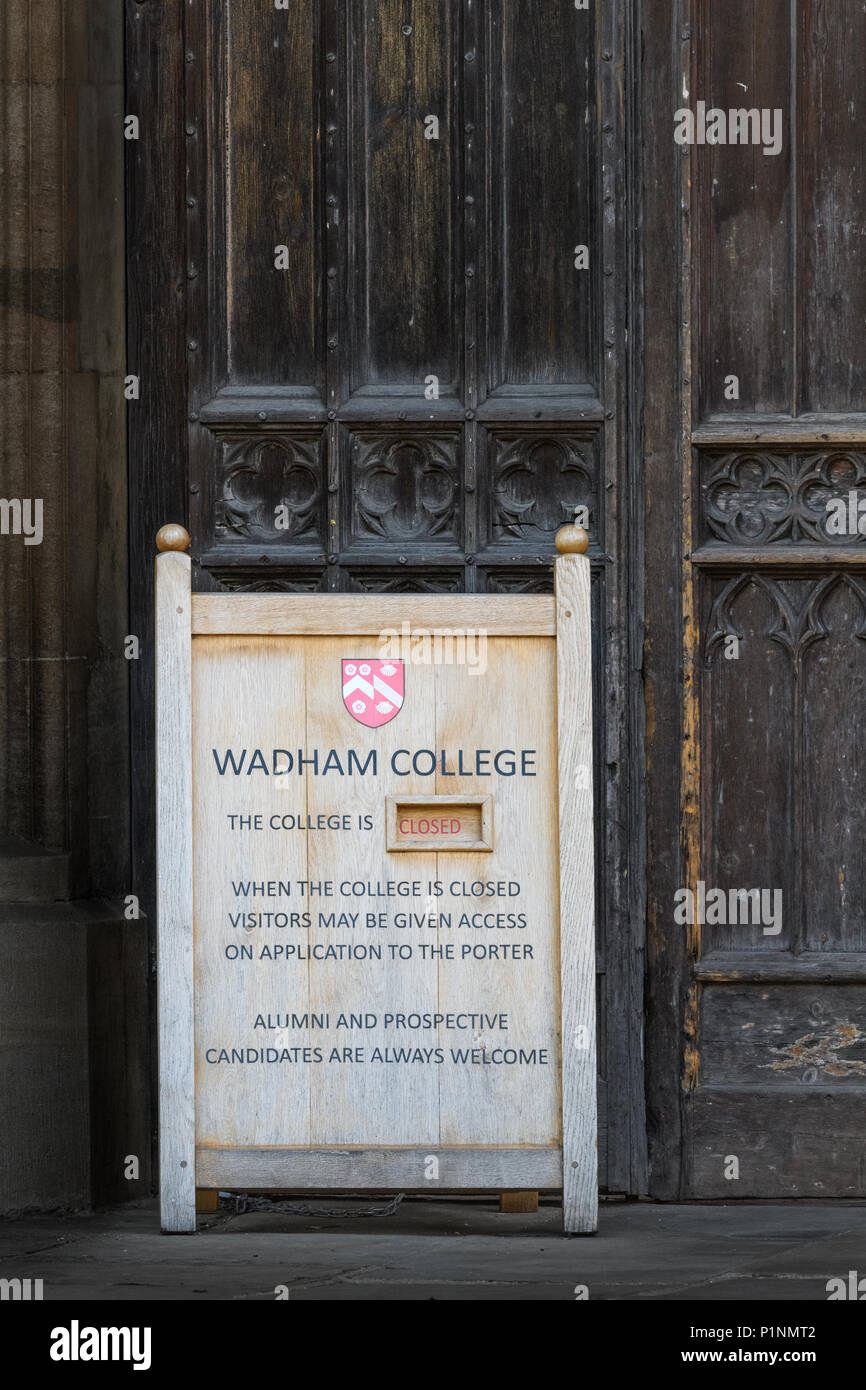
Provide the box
[703,451,866,545]
[352,434,459,543]
[217,436,322,540]
[494,435,595,540]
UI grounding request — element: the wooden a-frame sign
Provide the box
[156,523,597,1233]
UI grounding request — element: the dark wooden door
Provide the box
[127,0,646,1195]
[644,0,866,1197]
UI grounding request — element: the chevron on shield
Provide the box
[341,659,405,728]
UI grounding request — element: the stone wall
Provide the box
[0,0,149,1211]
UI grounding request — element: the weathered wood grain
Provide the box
[802,582,866,951]
[486,0,594,387]
[688,1089,866,1199]
[196,1145,562,1191]
[225,1,318,387]
[693,547,866,569]
[349,0,454,387]
[155,551,196,1232]
[799,0,866,412]
[701,579,794,955]
[434,641,561,1150]
[641,0,685,1201]
[700,984,866,1088]
[696,0,792,417]
[191,637,311,1148]
[693,416,866,445]
[500,1192,539,1213]
[696,953,866,984]
[192,594,555,636]
[304,636,439,1146]
[556,552,597,1232]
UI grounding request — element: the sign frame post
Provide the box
[155,525,196,1233]
[155,522,597,1235]
[554,524,598,1233]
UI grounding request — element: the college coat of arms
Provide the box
[341,659,405,728]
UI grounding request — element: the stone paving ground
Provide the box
[2,1197,866,1301]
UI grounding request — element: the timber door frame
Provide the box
[126,0,647,1197]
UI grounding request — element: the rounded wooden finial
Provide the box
[555,524,589,555]
[156,523,191,553]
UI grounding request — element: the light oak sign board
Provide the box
[155,524,596,1233]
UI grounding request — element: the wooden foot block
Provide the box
[500,1191,539,1213]
[196,1188,220,1213]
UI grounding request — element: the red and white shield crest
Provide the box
[341,659,405,727]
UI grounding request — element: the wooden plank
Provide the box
[799,0,866,413]
[693,415,866,444]
[699,983,866,1088]
[435,642,561,1151]
[349,0,455,386]
[224,0,318,387]
[695,0,793,416]
[696,953,866,984]
[191,637,311,1149]
[692,547,866,569]
[641,0,686,1201]
[487,0,593,386]
[155,551,196,1232]
[196,1146,562,1191]
[678,10,703,1165]
[196,1189,219,1214]
[500,1192,539,1213]
[191,595,555,637]
[303,637,439,1147]
[687,1089,866,1199]
[556,550,597,1233]
[598,0,647,1198]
